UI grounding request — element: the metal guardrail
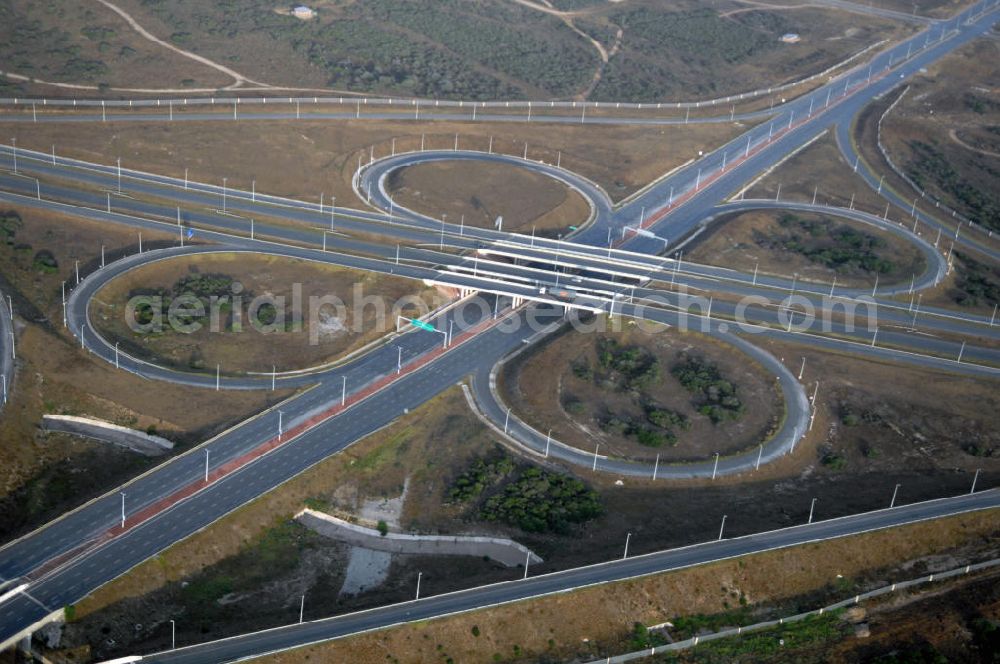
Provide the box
[0,41,884,112]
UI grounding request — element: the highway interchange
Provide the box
[0,0,999,660]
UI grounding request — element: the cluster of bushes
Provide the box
[821,451,846,470]
[595,337,661,391]
[448,451,603,534]
[963,92,1000,115]
[759,213,896,275]
[592,7,792,101]
[447,454,515,503]
[135,0,595,99]
[671,355,744,423]
[0,210,61,274]
[128,272,270,331]
[480,466,603,533]
[174,273,236,299]
[838,406,882,427]
[954,252,1000,307]
[907,141,1000,232]
[0,210,22,245]
[599,403,689,448]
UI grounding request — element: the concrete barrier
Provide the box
[296,508,541,567]
[42,415,174,456]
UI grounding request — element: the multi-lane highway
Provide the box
[0,1,998,660]
[136,490,1000,663]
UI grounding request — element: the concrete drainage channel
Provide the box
[295,508,542,568]
[585,557,1000,663]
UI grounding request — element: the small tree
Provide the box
[377,520,389,537]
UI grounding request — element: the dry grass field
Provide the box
[688,209,929,289]
[501,325,783,462]
[90,252,438,375]
[0,118,743,205]
[386,160,591,235]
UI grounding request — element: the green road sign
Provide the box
[411,319,435,332]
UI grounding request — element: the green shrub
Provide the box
[821,453,847,470]
[480,466,603,533]
[841,411,861,427]
[447,453,515,502]
[672,355,744,422]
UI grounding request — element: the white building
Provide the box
[292,6,316,20]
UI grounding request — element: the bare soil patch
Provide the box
[386,159,590,236]
[501,323,783,462]
[0,117,744,205]
[688,208,928,289]
[0,207,290,541]
[90,252,438,375]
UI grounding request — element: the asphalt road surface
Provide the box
[136,490,1000,664]
[0,1,997,657]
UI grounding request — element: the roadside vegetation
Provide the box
[870,38,1000,233]
[448,451,603,534]
[0,208,285,542]
[757,213,897,276]
[506,327,779,460]
[906,140,1000,232]
[2,0,907,102]
[91,253,437,374]
[952,252,1000,308]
